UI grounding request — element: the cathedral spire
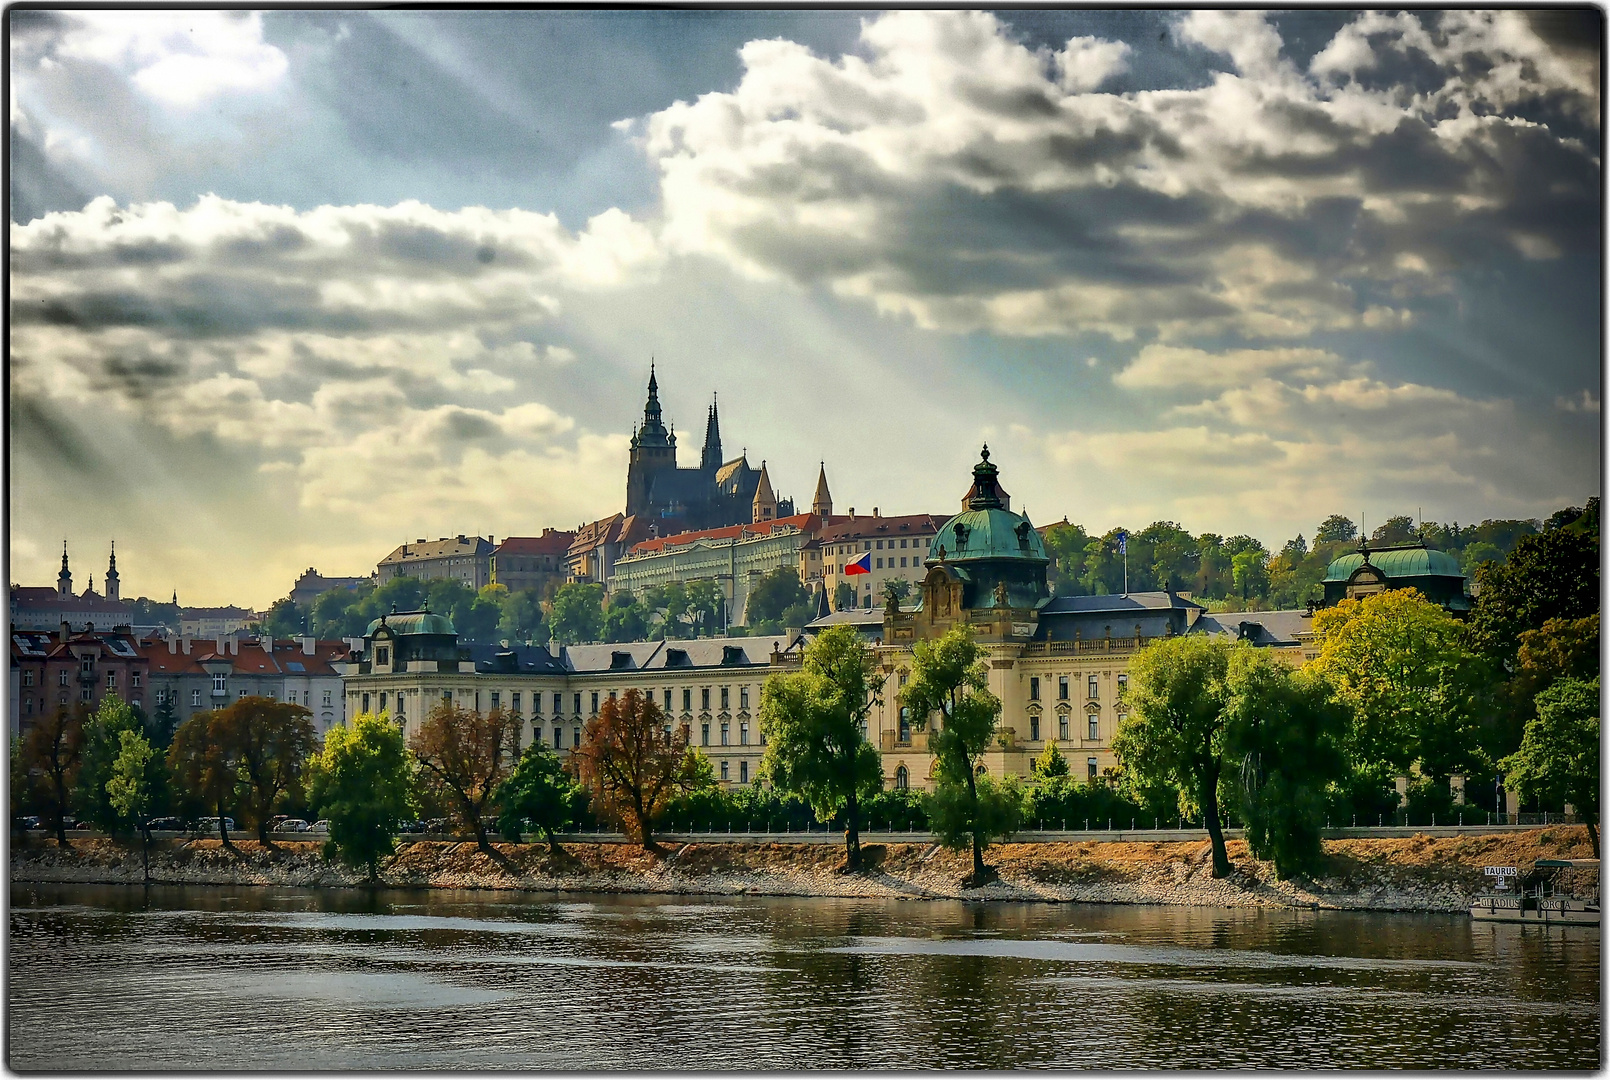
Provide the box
[105,540,120,602]
[635,359,671,449]
[700,392,723,472]
[812,462,833,518]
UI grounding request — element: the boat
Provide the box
[1470,858,1601,926]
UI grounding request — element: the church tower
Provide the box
[105,542,120,603]
[700,393,723,473]
[752,461,777,522]
[626,362,677,517]
[57,542,73,600]
[811,463,833,518]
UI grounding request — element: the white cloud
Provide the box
[633,9,1596,342]
[1556,389,1601,413]
[50,11,289,106]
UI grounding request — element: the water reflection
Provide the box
[8,884,1600,1070]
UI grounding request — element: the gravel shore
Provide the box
[11,827,1597,912]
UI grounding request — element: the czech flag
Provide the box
[845,551,872,575]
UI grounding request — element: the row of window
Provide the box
[1029,673,1127,702]
[828,537,931,555]
[1027,714,1105,742]
[386,685,757,719]
[23,669,143,689]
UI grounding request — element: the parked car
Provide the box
[396,820,424,834]
[421,818,451,834]
[16,816,40,830]
[308,820,331,834]
[145,816,184,832]
[274,819,311,833]
[194,817,237,836]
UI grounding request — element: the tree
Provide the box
[644,582,690,636]
[21,707,83,844]
[498,588,548,644]
[1370,515,1419,546]
[1314,515,1358,544]
[549,582,606,645]
[571,689,690,852]
[1514,615,1600,697]
[1502,677,1600,856]
[168,711,241,845]
[495,744,586,854]
[1309,589,1491,782]
[1223,652,1349,878]
[1111,634,1237,877]
[1230,548,1269,603]
[106,729,159,881]
[456,592,503,643]
[881,578,912,605]
[758,624,885,869]
[1031,740,1070,780]
[220,698,317,844]
[901,627,1019,886]
[685,579,724,634]
[604,591,651,643]
[262,597,308,638]
[149,693,180,751]
[309,712,419,879]
[833,582,858,612]
[409,701,520,854]
[1042,521,1092,595]
[75,696,145,833]
[747,566,810,626]
[1471,528,1600,667]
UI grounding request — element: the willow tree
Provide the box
[901,626,1019,887]
[758,624,884,870]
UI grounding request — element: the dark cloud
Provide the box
[9,124,88,225]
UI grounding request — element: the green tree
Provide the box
[1111,634,1237,877]
[106,729,160,880]
[495,743,586,854]
[20,707,83,844]
[262,597,309,638]
[1223,652,1350,878]
[309,712,419,879]
[1471,528,1600,668]
[881,578,912,606]
[1031,740,1070,780]
[149,693,180,751]
[1230,545,1271,604]
[1314,515,1358,544]
[833,582,858,612]
[747,566,810,626]
[1501,677,1600,856]
[1042,520,1092,595]
[75,696,145,833]
[644,582,689,636]
[901,627,1019,886]
[1370,515,1420,546]
[685,579,724,634]
[498,588,549,644]
[1309,589,1491,783]
[549,582,606,645]
[758,624,885,869]
[604,591,651,643]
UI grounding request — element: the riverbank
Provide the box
[11,827,1597,911]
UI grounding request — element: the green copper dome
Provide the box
[933,446,1048,564]
[364,609,457,637]
[1323,545,1463,583]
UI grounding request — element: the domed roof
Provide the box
[364,608,456,637]
[933,446,1047,564]
[1323,544,1464,583]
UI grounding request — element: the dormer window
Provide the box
[721,645,744,665]
[610,651,632,670]
[376,646,390,667]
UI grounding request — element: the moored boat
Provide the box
[1471,858,1600,926]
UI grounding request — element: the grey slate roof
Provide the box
[1189,610,1313,647]
[562,637,790,673]
[1039,591,1203,614]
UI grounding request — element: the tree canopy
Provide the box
[572,689,691,851]
[310,712,419,878]
[758,624,884,868]
[409,701,520,854]
[495,744,586,854]
[1502,677,1600,856]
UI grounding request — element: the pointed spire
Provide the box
[105,540,120,602]
[752,460,777,522]
[966,444,1004,510]
[635,358,671,449]
[58,540,73,600]
[812,461,833,518]
[700,391,723,472]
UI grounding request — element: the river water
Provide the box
[7,883,1601,1070]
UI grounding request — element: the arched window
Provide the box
[895,766,909,790]
[975,763,987,777]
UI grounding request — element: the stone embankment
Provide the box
[12,828,1597,912]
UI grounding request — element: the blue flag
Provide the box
[1117,531,1127,554]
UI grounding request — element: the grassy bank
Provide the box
[10,828,1596,912]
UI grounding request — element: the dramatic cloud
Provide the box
[635,9,1597,340]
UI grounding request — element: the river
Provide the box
[7,883,1600,1069]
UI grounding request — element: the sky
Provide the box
[8,8,1603,608]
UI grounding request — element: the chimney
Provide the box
[60,621,70,643]
[182,637,192,656]
[263,635,273,655]
[849,508,856,519]
[168,637,178,654]
[216,637,226,656]
[873,507,880,518]
[302,636,315,655]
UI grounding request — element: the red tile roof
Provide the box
[627,513,824,556]
[810,513,946,545]
[495,530,576,557]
